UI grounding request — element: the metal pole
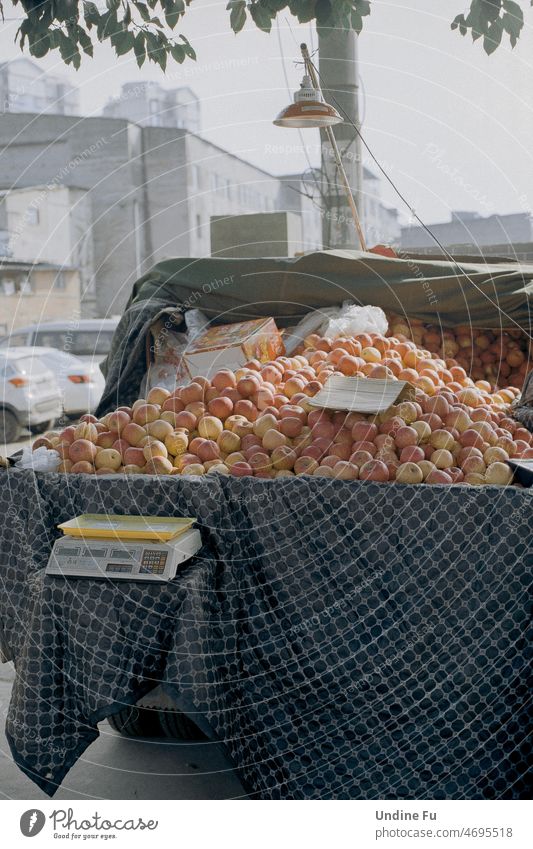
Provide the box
[309,29,365,251]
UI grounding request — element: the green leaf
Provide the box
[106,0,120,10]
[170,42,186,62]
[133,31,146,66]
[228,0,247,32]
[179,33,196,58]
[502,0,524,39]
[77,25,94,56]
[133,1,152,22]
[249,3,273,32]
[350,9,363,33]
[484,15,503,52]
[29,32,50,58]
[114,29,135,55]
[165,0,185,29]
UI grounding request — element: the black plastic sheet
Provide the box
[0,469,531,799]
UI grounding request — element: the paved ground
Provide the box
[0,667,247,800]
[2,429,33,460]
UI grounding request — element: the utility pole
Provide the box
[317,25,364,250]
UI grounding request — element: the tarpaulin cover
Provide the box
[97,250,533,415]
[1,468,531,799]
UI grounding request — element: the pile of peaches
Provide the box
[32,329,532,486]
[387,314,530,389]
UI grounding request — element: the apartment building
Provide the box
[0,58,79,115]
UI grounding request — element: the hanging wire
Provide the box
[309,55,531,336]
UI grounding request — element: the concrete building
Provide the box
[0,58,79,115]
[0,108,400,318]
[401,210,533,251]
[0,185,88,333]
[103,82,201,133]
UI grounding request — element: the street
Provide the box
[0,666,246,800]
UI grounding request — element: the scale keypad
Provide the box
[140,549,168,575]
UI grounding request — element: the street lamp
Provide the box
[274,42,367,252]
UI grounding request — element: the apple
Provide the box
[96,431,115,449]
[124,447,146,466]
[107,410,131,433]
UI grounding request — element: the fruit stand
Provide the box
[0,250,532,799]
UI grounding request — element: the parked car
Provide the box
[0,318,119,364]
[30,347,105,418]
[0,349,62,443]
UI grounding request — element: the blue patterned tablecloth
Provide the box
[0,468,531,799]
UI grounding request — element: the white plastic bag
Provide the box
[324,302,388,338]
[17,446,60,472]
[144,309,210,394]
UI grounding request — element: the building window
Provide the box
[190,164,200,192]
[0,278,15,296]
[54,271,66,290]
[26,206,39,225]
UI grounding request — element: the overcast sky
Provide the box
[1,0,532,225]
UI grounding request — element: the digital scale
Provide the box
[46,514,202,582]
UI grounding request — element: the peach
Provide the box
[425,470,453,485]
[429,430,455,451]
[175,411,197,431]
[122,422,146,446]
[79,413,98,423]
[431,449,454,469]
[69,439,97,464]
[262,429,288,452]
[74,421,98,443]
[294,456,319,475]
[197,416,224,440]
[112,439,129,456]
[400,445,425,464]
[234,399,258,421]
[270,446,297,471]
[212,370,237,391]
[359,460,389,482]
[124,447,146,466]
[162,397,186,413]
[96,431,115,449]
[230,461,253,477]
[147,387,171,405]
[60,426,77,444]
[133,404,160,426]
[217,430,241,454]
[395,426,419,449]
[197,440,220,462]
[107,410,131,433]
[208,396,233,420]
[95,448,121,471]
[143,440,168,461]
[351,421,378,442]
[180,383,205,404]
[165,432,189,456]
[122,464,144,474]
[461,456,486,475]
[70,460,95,474]
[144,456,173,475]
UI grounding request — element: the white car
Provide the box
[31,347,106,418]
[0,349,62,443]
[0,318,119,364]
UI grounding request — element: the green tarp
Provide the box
[98,250,533,414]
[126,249,533,330]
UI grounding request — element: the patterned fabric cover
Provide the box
[0,468,531,799]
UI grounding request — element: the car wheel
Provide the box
[0,409,20,444]
[107,705,164,738]
[29,419,55,435]
[158,708,205,741]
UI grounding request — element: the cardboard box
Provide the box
[183,317,284,378]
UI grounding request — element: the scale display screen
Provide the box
[106,564,134,574]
